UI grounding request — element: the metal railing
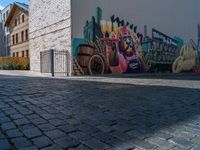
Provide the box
[40,49,70,76]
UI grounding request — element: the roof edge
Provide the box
[5,2,29,27]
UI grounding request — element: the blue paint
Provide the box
[174,37,184,48]
[72,38,86,57]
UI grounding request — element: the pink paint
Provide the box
[102,38,128,74]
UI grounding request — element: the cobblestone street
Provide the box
[0,74,200,150]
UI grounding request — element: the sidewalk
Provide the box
[0,70,50,78]
[0,70,199,90]
[0,70,199,78]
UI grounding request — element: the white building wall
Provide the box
[29,0,71,74]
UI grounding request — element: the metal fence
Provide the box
[40,49,70,76]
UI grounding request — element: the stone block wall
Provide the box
[8,7,29,57]
[29,0,71,75]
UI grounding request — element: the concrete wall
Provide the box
[71,0,200,75]
[29,0,71,73]
[72,0,200,42]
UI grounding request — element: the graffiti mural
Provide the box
[72,7,199,75]
[141,29,179,72]
[101,26,143,74]
[173,40,198,73]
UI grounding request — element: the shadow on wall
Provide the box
[1,75,200,148]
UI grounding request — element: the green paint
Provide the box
[95,7,102,25]
[142,25,151,52]
[174,36,184,48]
[72,38,86,57]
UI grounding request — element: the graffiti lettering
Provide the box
[152,29,178,47]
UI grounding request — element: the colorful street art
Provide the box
[72,7,199,75]
[173,40,198,73]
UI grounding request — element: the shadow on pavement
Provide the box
[0,74,200,149]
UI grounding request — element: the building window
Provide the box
[15,19,17,26]
[6,10,9,18]
[26,50,29,57]
[12,35,15,45]
[13,53,15,57]
[16,33,18,44]
[22,51,24,57]
[22,14,25,23]
[25,29,28,40]
[21,31,24,42]
[7,35,10,45]
[18,16,20,24]
[3,13,5,21]
[16,52,19,57]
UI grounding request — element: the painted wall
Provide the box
[72,0,200,75]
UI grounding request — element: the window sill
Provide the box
[11,40,29,46]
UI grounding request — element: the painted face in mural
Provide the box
[122,35,136,57]
[119,35,141,73]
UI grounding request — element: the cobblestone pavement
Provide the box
[0,74,200,150]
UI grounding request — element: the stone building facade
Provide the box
[0,13,4,53]
[29,0,71,74]
[5,2,29,57]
